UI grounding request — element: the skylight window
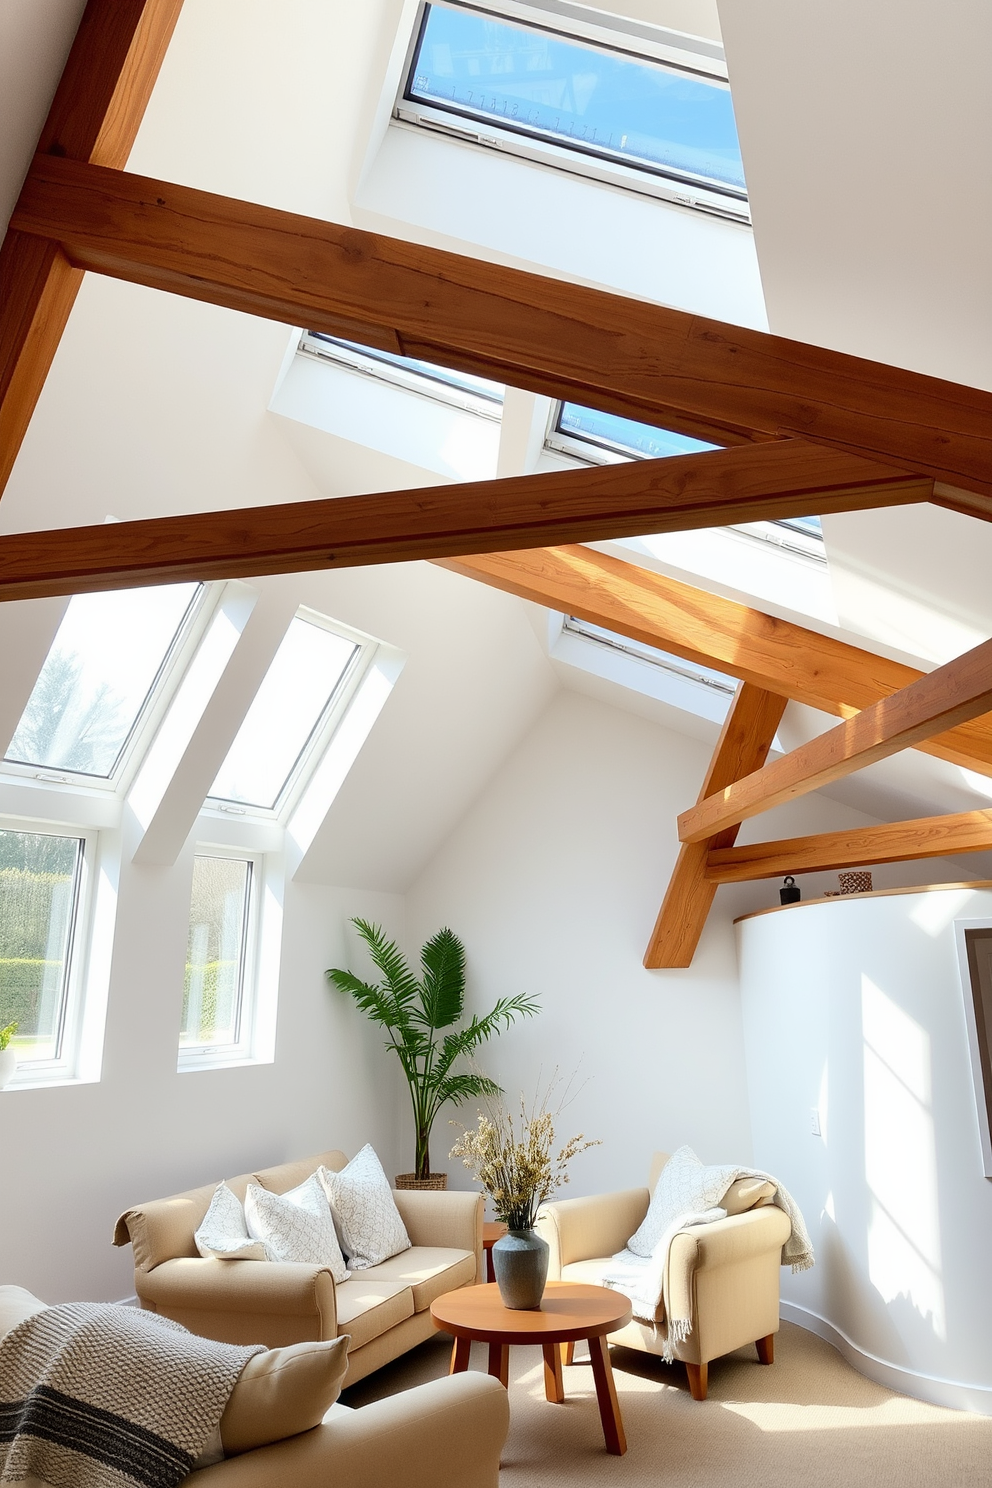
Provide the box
[548,401,719,463]
[563,616,736,694]
[4,584,204,784]
[398,2,747,219]
[208,611,369,814]
[547,401,825,561]
[300,333,504,418]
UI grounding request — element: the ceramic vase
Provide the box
[492,1227,549,1310]
[0,1047,17,1090]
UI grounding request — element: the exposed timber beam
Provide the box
[0,442,929,602]
[9,157,992,498]
[706,811,992,883]
[644,684,787,970]
[679,632,992,844]
[439,546,992,777]
[0,0,185,494]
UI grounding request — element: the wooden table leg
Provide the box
[486,1248,496,1283]
[562,1340,575,1366]
[587,1336,626,1456]
[543,1341,565,1403]
[488,1342,509,1387]
[450,1336,472,1374]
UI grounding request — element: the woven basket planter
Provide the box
[395,1172,448,1191]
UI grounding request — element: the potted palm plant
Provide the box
[327,920,538,1188]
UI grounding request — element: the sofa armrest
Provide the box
[392,1189,483,1261]
[536,1189,650,1277]
[187,1372,509,1488]
[139,1259,338,1340]
[666,1207,793,1325]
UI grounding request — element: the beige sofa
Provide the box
[114,1149,482,1386]
[536,1151,792,1400]
[0,1285,508,1488]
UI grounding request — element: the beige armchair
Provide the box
[536,1151,792,1400]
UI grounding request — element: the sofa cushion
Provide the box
[195,1182,267,1261]
[334,1278,414,1351]
[360,1247,476,1311]
[0,1286,46,1339]
[560,1259,665,1324]
[320,1147,411,1271]
[220,1335,350,1456]
[245,1176,347,1280]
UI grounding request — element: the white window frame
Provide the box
[178,846,263,1071]
[205,608,382,823]
[545,402,827,565]
[562,615,736,696]
[297,332,504,420]
[0,817,98,1089]
[0,582,220,797]
[394,0,749,223]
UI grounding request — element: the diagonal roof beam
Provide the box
[679,631,992,843]
[7,157,992,501]
[0,441,928,602]
[439,545,992,777]
[0,0,185,494]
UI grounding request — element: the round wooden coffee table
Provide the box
[431,1282,632,1455]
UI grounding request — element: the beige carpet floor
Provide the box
[340,1322,992,1486]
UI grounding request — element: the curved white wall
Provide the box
[738,887,992,1413]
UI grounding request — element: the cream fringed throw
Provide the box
[601,1146,814,1360]
[0,1303,264,1488]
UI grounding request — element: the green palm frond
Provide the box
[352,920,421,1012]
[419,927,465,1030]
[327,918,540,1178]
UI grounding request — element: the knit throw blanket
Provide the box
[0,1303,264,1488]
[601,1147,814,1360]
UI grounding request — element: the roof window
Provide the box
[300,333,504,418]
[208,610,372,816]
[4,584,205,786]
[398,2,747,220]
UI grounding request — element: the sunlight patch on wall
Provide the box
[908,890,975,939]
[862,976,945,1339]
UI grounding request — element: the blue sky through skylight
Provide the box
[558,403,718,460]
[407,4,745,194]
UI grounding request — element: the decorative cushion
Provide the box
[244,1175,348,1281]
[195,1182,267,1261]
[628,1146,736,1257]
[219,1335,351,1456]
[721,1177,777,1215]
[319,1145,411,1271]
[0,1286,46,1338]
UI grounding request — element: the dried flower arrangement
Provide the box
[450,1074,599,1231]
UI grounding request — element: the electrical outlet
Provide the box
[810,1108,821,1136]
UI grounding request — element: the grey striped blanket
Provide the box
[0,1303,263,1487]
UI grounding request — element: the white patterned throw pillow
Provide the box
[627,1146,737,1257]
[244,1174,348,1281]
[195,1182,267,1261]
[319,1145,411,1271]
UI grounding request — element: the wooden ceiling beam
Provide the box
[441,545,992,777]
[644,684,787,969]
[706,811,992,882]
[9,156,992,497]
[679,632,992,844]
[0,441,928,602]
[0,0,185,494]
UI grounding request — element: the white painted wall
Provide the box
[403,687,907,1196]
[0,871,407,1305]
[739,887,992,1413]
